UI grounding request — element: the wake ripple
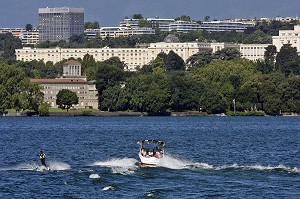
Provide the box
[0,161,71,171]
[90,157,138,175]
[158,155,300,174]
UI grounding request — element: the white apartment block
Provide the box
[20,30,39,45]
[239,44,271,61]
[272,25,300,53]
[200,21,254,32]
[0,28,25,37]
[169,21,202,33]
[119,18,175,32]
[85,27,154,39]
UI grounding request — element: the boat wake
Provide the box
[0,160,71,171]
[157,155,300,174]
[90,157,139,175]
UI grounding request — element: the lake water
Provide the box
[1,116,300,198]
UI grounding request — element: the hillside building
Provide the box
[31,60,98,109]
[38,7,84,42]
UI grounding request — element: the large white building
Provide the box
[239,44,271,61]
[272,25,300,52]
[16,35,202,71]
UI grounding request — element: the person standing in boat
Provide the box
[39,151,47,167]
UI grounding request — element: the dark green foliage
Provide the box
[56,89,79,112]
[25,24,33,31]
[214,48,241,60]
[165,51,185,71]
[0,62,43,112]
[84,21,100,29]
[275,44,300,76]
[175,15,191,21]
[186,50,213,70]
[132,14,143,19]
[0,33,22,62]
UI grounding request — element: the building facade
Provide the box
[16,42,269,70]
[84,27,155,39]
[169,20,202,33]
[272,25,300,52]
[38,7,84,42]
[200,21,254,32]
[31,60,98,109]
[239,44,271,61]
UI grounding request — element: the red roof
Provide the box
[30,78,87,84]
[63,60,81,65]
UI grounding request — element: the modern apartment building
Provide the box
[30,60,98,109]
[84,27,155,39]
[169,20,202,33]
[38,7,84,42]
[272,25,300,52]
[119,18,175,32]
[20,30,39,45]
[200,21,254,32]
[0,28,25,37]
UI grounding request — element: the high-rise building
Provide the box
[38,7,84,42]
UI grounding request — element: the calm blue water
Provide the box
[1,116,300,198]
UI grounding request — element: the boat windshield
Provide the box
[139,140,165,152]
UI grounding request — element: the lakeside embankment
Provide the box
[2,111,208,117]
[2,111,300,117]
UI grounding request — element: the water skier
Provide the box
[39,151,47,167]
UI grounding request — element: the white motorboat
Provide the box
[138,140,165,166]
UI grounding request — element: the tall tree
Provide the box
[275,44,300,76]
[186,50,213,70]
[165,50,185,71]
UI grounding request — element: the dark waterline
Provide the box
[1,116,300,198]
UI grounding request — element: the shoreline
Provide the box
[2,111,300,117]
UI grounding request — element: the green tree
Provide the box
[56,89,79,112]
[132,14,143,19]
[84,21,100,29]
[25,24,33,31]
[38,102,50,116]
[138,19,151,28]
[81,54,96,77]
[165,50,185,71]
[175,15,191,21]
[213,48,241,60]
[275,44,300,76]
[186,50,213,70]
[280,75,300,113]
[204,16,210,22]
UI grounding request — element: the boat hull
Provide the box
[139,154,161,166]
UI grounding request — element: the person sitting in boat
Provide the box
[39,151,47,167]
[141,148,146,156]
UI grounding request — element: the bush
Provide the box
[38,102,50,116]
